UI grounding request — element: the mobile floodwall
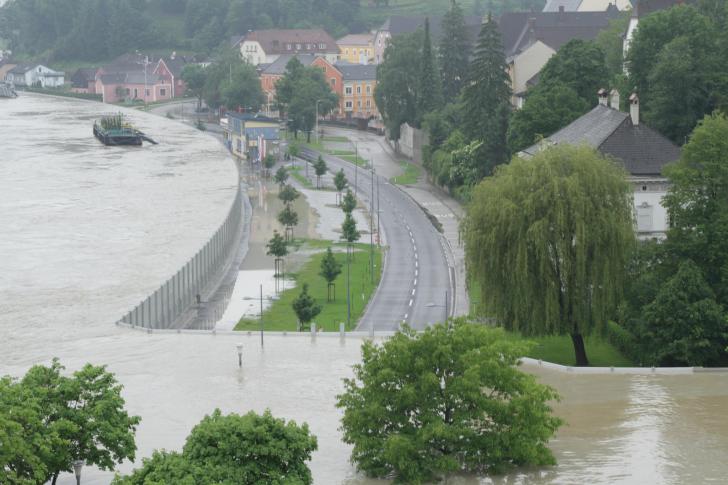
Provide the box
[117,185,243,330]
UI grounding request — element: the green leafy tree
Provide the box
[333,169,348,205]
[416,18,442,121]
[274,166,289,187]
[292,283,322,330]
[337,320,563,483]
[375,30,424,139]
[537,39,609,106]
[263,154,276,177]
[341,213,360,245]
[640,261,728,366]
[663,113,728,302]
[462,13,511,178]
[439,1,471,102]
[320,247,343,301]
[0,360,140,485]
[464,145,635,366]
[113,409,317,484]
[314,155,327,189]
[275,58,338,142]
[277,205,299,241]
[220,62,264,111]
[508,84,590,152]
[595,12,631,80]
[266,230,288,278]
[341,189,356,214]
[278,184,300,205]
[181,65,206,111]
[627,5,719,143]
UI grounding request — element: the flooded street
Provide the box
[2,95,728,484]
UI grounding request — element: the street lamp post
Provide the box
[315,99,325,144]
[370,166,374,283]
[73,460,84,485]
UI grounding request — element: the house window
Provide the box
[637,203,653,232]
[366,85,371,94]
[125,88,130,95]
[345,49,349,55]
[353,49,357,56]
[366,100,371,107]
[356,86,361,94]
[345,86,352,95]
[160,88,166,96]
[287,44,292,50]
[133,88,138,98]
[296,43,301,50]
[330,78,336,86]
[320,43,326,49]
[345,101,353,108]
[357,100,362,108]
[145,88,150,96]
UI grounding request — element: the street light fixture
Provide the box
[73,460,84,485]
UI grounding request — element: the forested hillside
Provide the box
[0,0,543,63]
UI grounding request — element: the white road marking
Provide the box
[404,313,408,319]
[414,278,417,286]
[413,245,417,252]
[415,259,419,266]
[415,269,418,277]
[409,299,413,307]
[411,289,416,296]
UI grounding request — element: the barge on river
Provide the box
[93,113,157,146]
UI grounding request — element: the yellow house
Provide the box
[336,33,375,65]
[336,63,379,120]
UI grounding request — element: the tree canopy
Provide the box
[439,0,471,102]
[113,409,317,485]
[337,320,563,483]
[464,145,635,365]
[0,360,140,485]
[462,13,512,178]
[292,283,322,328]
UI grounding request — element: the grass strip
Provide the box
[235,242,383,332]
[390,161,423,185]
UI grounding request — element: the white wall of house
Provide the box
[240,41,265,65]
[509,41,556,105]
[632,178,669,240]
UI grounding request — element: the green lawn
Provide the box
[328,149,356,156]
[289,166,315,189]
[390,161,423,185]
[322,135,350,142]
[339,154,369,167]
[467,279,633,367]
[235,242,383,332]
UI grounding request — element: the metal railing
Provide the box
[117,185,243,330]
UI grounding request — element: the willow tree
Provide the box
[463,145,635,365]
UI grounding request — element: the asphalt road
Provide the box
[300,146,453,331]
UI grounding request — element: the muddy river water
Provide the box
[1,94,728,484]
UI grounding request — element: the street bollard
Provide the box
[339,322,345,338]
[311,323,317,337]
[236,343,243,368]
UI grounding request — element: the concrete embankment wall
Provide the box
[117,178,244,330]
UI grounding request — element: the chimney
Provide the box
[559,5,565,13]
[629,92,639,125]
[598,88,608,106]
[527,17,536,44]
[609,89,620,110]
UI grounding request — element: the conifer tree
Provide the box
[440,1,471,102]
[417,18,443,121]
[462,13,512,178]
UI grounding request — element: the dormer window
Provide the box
[296,43,301,50]
[287,44,292,50]
[320,43,326,49]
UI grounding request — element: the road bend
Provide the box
[300,146,452,331]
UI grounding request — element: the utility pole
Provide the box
[347,244,351,327]
[260,284,264,348]
[376,167,380,246]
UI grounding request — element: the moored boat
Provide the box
[93,113,158,146]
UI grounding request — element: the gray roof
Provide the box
[159,57,187,77]
[543,0,584,11]
[261,54,319,75]
[521,104,680,176]
[99,72,163,85]
[498,10,619,57]
[380,15,483,44]
[335,62,376,81]
[9,64,33,74]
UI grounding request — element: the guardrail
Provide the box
[116,184,243,329]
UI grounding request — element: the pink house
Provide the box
[95,71,172,104]
[154,56,188,98]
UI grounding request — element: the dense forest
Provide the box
[0,0,544,62]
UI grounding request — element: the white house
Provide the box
[520,89,681,240]
[234,29,339,66]
[6,64,65,87]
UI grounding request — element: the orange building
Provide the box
[335,63,379,121]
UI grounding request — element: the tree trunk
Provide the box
[52,473,59,485]
[570,333,589,366]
